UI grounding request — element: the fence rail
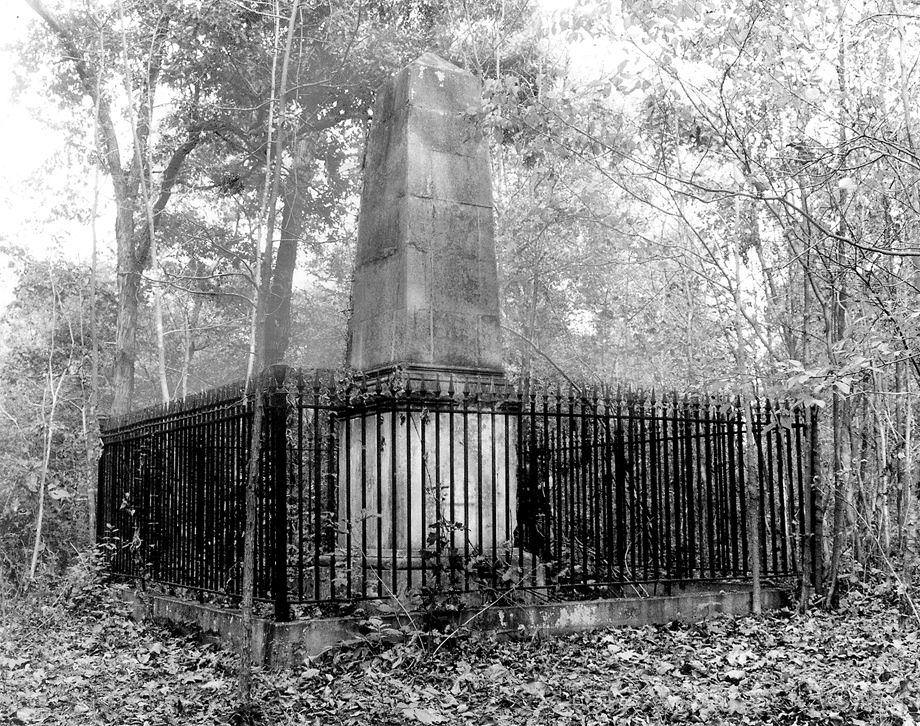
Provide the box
[98,367,818,618]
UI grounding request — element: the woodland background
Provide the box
[1,0,918,612]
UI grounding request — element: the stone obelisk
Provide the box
[338,53,516,592]
[347,52,504,382]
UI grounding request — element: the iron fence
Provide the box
[97,381,271,600]
[519,390,817,592]
[97,367,818,618]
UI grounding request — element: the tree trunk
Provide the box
[812,415,826,600]
[825,5,851,608]
[111,266,141,416]
[826,392,851,607]
[902,378,915,620]
[179,294,203,399]
[29,268,68,581]
[86,47,102,542]
[743,400,763,615]
[732,241,761,614]
[264,177,306,365]
[239,0,299,708]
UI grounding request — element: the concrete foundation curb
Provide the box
[123,587,789,666]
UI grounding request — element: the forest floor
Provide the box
[1,583,919,726]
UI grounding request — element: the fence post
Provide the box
[268,364,291,621]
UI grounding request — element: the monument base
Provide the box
[334,369,518,594]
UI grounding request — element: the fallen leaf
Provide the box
[725,668,746,683]
[403,706,446,724]
[522,680,547,698]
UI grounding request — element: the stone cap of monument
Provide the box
[412,51,463,71]
[346,51,504,377]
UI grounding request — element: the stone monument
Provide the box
[340,53,515,590]
[347,52,504,381]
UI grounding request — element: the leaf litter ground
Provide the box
[1,589,918,725]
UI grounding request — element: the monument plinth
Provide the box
[347,52,504,381]
[340,54,516,590]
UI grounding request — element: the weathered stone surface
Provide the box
[336,409,517,566]
[347,52,502,373]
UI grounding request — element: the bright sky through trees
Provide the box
[0,3,114,311]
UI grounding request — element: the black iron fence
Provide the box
[98,367,818,618]
[520,390,817,591]
[96,380,276,601]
